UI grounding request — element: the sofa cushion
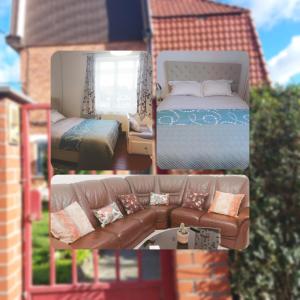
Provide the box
[182,192,208,210]
[93,202,124,228]
[126,175,155,206]
[155,175,187,205]
[129,208,156,227]
[150,205,177,224]
[150,192,169,206]
[70,227,119,249]
[184,176,216,210]
[51,202,95,244]
[214,175,249,209]
[118,194,144,215]
[103,218,143,247]
[199,212,238,237]
[208,191,244,217]
[171,207,206,227]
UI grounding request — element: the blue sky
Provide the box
[0,0,300,91]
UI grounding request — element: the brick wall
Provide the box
[175,251,231,300]
[0,99,22,300]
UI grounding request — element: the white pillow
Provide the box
[128,113,142,132]
[202,80,232,96]
[51,110,65,123]
[169,81,203,97]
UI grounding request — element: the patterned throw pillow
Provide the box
[182,192,208,210]
[93,202,124,227]
[150,192,169,206]
[208,191,244,217]
[51,202,95,244]
[118,194,144,215]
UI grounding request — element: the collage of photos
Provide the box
[3,0,298,299]
[50,50,250,251]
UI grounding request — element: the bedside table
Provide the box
[127,131,153,155]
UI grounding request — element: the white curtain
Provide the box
[95,54,139,115]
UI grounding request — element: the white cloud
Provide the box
[267,35,300,84]
[225,0,300,28]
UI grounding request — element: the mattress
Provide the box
[156,94,249,170]
[51,117,120,169]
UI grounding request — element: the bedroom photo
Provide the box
[51,51,153,171]
[156,51,250,170]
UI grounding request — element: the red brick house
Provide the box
[1,0,269,299]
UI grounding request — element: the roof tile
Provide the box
[149,0,269,86]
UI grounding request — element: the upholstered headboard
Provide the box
[157,51,249,101]
[165,61,241,93]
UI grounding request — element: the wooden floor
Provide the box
[52,133,152,172]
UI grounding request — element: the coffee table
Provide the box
[136,227,221,250]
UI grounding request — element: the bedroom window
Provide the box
[95,54,139,115]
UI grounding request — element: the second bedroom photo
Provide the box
[156,51,250,170]
[51,51,153,171]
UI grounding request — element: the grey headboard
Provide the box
[165,61,242,93]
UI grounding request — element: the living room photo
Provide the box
[51,51,153,171]
[50,174,249,250]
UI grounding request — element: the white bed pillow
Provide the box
[51,110,65,123]
[169,81,203,97]
[202,80,233,96]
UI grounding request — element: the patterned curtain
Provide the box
[137,52,152,119]
[81,54,96,118]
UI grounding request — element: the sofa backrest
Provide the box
[71,180,110,228]
[101,177,132,203]
[51,183,79,212]
[154,175,187,205]
[125,175,156,206]
[51,183,100,228]
[184,175,217,210]
[213,175,249,209]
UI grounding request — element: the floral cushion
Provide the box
[93,202,124,227]
[150,192,169,206]
[208,191,244,217]
[182,192,208,210]
[118,194,144,215]
[51,201,94,244]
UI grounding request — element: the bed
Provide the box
[51,116,120,169]
[156,51,249,170]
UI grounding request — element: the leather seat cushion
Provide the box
[103,218,144,246]
[129,208,156,227]
[199,212,238,237]
[171,207,206,226]
[70,228,119,249]
[149,205,178,223]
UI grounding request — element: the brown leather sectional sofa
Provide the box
[51,175,249,250]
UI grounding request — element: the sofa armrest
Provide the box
[237,207,249,225]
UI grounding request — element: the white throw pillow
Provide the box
[169,81,203,97]
[129,113,142,132]
[51,110,65,123]
[202,80,232,96]
[150,192,169,206]
[51,202,95,244]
